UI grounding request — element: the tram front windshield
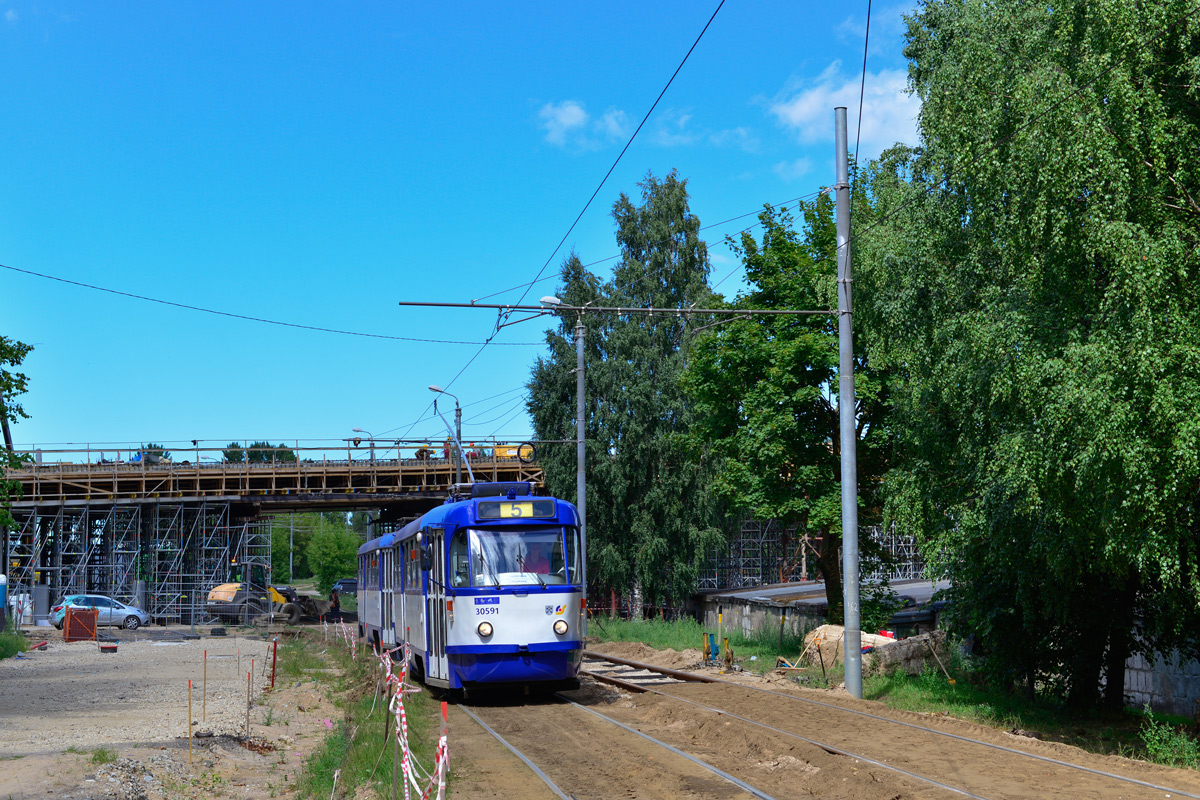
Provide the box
[452,527,580,588]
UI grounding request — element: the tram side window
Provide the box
[565,526,581,584]
[406,544,417,590]
[449,531,469,588]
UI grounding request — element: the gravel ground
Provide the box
[0,630,282,756]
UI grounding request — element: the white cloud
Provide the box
[538,100,588,147]
[538,101,631,151]
[769,61,920,158]
[708,126,759,153]
[597,108,629,140]
[773,157,813,182]
[837,3,914,62]
[652,110,698,147]
[5,9,18,22]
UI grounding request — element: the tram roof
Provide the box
[358,531,395,556]
[358,484,578,555]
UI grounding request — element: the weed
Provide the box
[278,638,324,680]
[592,615,816,675]
[0,624,29,661]
[64,746,88,755]
[1140,705,1200,768]
[89,747,117,764]
[291,636,438,799]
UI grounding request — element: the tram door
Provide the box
[381,549,393,646]
[424,526,448,681]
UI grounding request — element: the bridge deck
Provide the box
[8,453,544,510]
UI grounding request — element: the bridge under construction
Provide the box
[2,441,543,623]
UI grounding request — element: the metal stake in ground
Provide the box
[245,670,251,739]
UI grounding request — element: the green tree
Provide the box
[270,513,317,582]
[227,441,299,463]
[683,195,891,618]
[0,336,33,530]
[305,516,359,594]
[874,0,1200,708]
[141,443,171,461]
[529,171,727,607]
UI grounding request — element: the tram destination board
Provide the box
[477,498,556,519]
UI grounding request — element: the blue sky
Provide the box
[1,1,918,458]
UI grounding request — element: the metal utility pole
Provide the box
[574,315,587,630]
[454,404,463,485]
[0,388,13,619]
[835,106,862,699]
[401,297,834,634]
[428,386,465,485]
[0,389,13,453]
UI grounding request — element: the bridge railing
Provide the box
[6,437,537,469]
[5,438,545,505]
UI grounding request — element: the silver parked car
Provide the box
[51,594,152,630]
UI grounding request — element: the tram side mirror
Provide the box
[416,532,431,572]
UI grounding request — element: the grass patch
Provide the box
[291,635,439,799]
[1140,705,1200,768]
[90,747,117,764]
[0,623,29,661]
[277,637,326,681]
[591,615,816,677]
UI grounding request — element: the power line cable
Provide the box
[376,385,529,437]
[412,0,726,438]
[850,0,873,216]
[487,405,531,439]
[0,263,540,346]
[470,189,822,304]
[465,396,530,428]
[509,0,727,312]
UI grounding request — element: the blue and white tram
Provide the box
[357,532,398,649]
[357,482,584,692]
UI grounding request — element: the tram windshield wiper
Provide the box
[517,555,547,588]
[477,550,500,589]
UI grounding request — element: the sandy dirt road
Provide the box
[447,642,1200,800]
[0,627,341,800]
[5,632,1200,800]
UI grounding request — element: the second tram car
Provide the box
[357,482,584,691]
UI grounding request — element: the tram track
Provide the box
[577,650,1200,800]
[457,695,784,800]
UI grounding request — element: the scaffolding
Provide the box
[702,519,924,591]
[5,500,270,623]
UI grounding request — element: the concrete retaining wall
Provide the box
[1125,650,1200,717]
[698,597,825,642]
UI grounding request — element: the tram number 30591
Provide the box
[475,605,499,616]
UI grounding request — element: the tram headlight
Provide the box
[477,622,493,637]
[553,619,569,636]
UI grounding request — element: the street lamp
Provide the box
[352,427,376,462]
[428,385,463,484]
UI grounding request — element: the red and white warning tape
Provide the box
[368,642,448,800]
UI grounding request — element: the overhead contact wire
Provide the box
[0,263,538,346]
[419,0,728,431]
